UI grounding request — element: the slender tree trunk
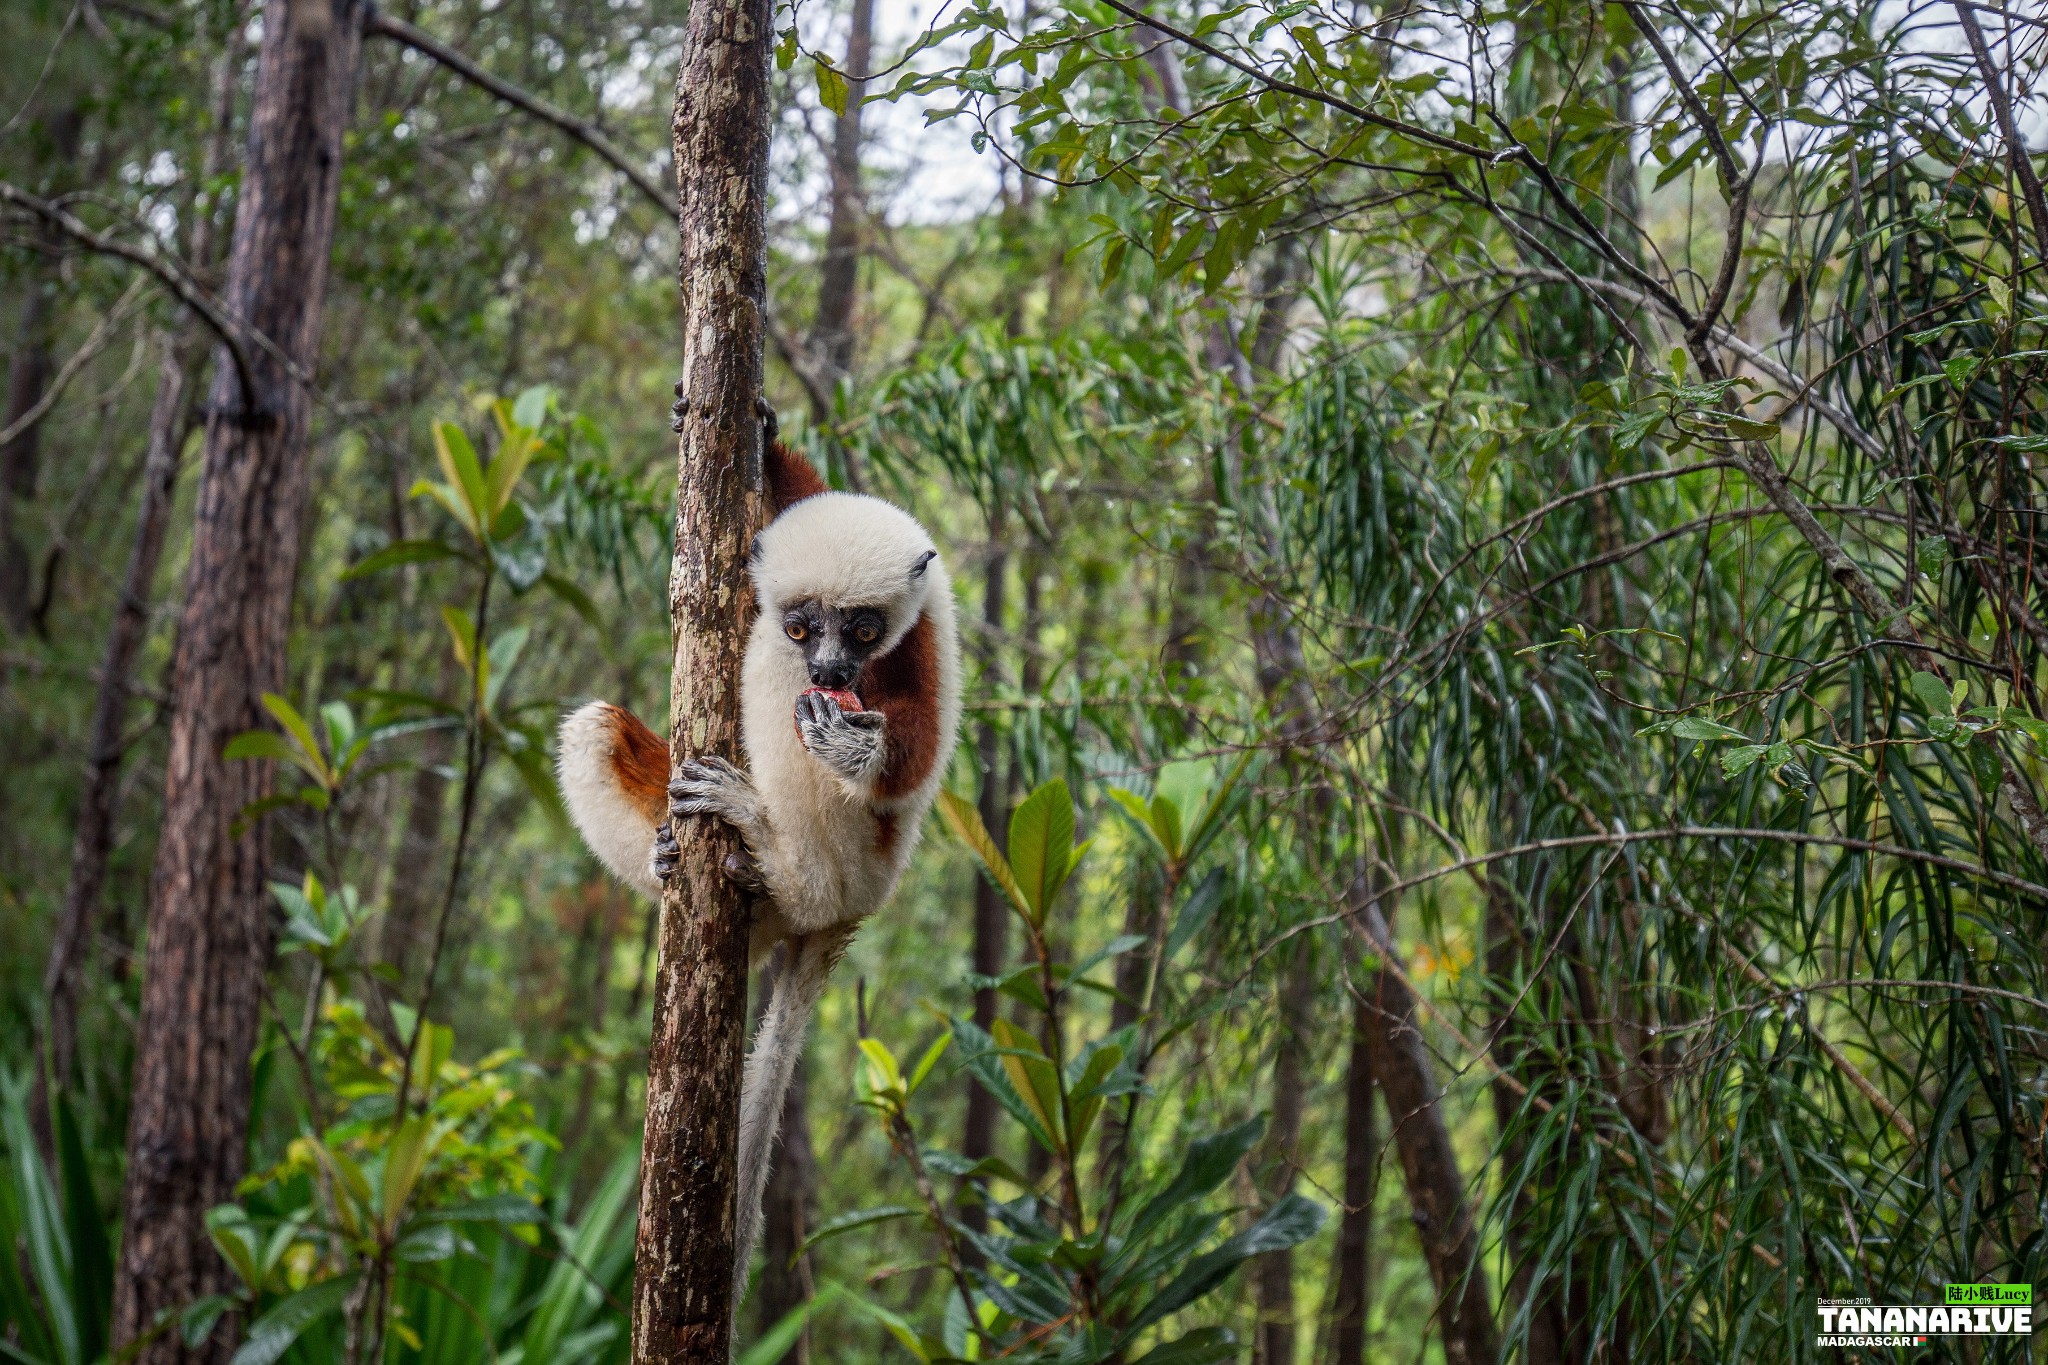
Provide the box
[112,0,365,1358]
[1252,939,1315,1365]
[0,104,83,634]
[631,0,776,1349]
[378,666,456,986]
[755,955,816,1364]
[36,23,244,1140]
[811,0,873,387]
[38,342,189,1130]
[1328,980,1379,1365]
[1350,888,1498,1365]
[962,545,1007,1225]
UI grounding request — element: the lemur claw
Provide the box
[756,395,779,446]
[723,849,767,892]
[651,819,680,884]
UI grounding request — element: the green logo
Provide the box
[1944,1283,2032,1306]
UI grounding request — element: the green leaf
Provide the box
[485,431,539,520]
[1131,1327,1241,1365]
[1122,1195,1325,1339]
[1909,671,1955,717]
[1721,744,1768,776]
[1671,716,1750,742]
[511,384,552,432]
[1107,787,1171,861]
[539,571,604,630]
[1008,778,1077,918]
[51,1093,109,1362]
[380,1116,435,1231]
[738,1286,841,1365]
[341,538,461,580]
[1722,415,1779,441]
[1166,869,1228,961]
[261,694,330,784]
[907,1031,953,1094]
[798,1205,922,1255]
[1916,536,1951,575]
[991,1019,1063,1148]
[222,732,303,768]
[180,1295,236,1349]
[936,789,1032,919]
[229,1273,359,1365]
[1124,1115,1265,1247]
[816,58,850,116]
[432,422,489,540]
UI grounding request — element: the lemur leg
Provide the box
[649,815,767,892]
[795,692,887,790]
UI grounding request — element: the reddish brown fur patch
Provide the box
[861,613,942,802]
[601,703,669,823]
[766,440,830,512]
[874,811,900,858]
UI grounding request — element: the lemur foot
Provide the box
[649,813,767,892]
[670,756,766,833]
[723,849,768,893]
[755,395,779,447]
[795,692,886,784]
[670,377,688,434]
[651,818,680,885]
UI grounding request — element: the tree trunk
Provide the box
[1252,940,1314,1365]
[1328,983,1379,1365]
[0,103,84,634]
[755,954,816,1363]
[36,20,244,1143]
[811,0,873,387]
[1349,890,1498,1365]
[961,546,1007,1226]
[631,0,777,1350]
[112,0,365,1358]
[38,342,190,1135]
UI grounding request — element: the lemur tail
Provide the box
[734,921,859,1309]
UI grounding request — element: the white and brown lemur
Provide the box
[555,440,961,1300]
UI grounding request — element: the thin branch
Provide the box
[364,10,675,218]
[0,178,263,404]
[1949,0,2048,261]
[0,275,150,449]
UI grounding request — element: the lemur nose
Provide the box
[811,662,856,689]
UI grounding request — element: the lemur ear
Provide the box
[909,550,938,579]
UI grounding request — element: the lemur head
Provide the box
[751,492,943,690]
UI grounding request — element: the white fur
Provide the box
[556,703,662,900]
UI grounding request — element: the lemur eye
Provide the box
[853,622,880,645]
[784,620,807,642]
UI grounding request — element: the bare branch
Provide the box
[364,11,675,219]
[0,178,264,405]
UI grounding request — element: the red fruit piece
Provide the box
[794,686,866,742]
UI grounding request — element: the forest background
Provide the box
[3,0,2047,1359]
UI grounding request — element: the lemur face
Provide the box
[781,601,890,689]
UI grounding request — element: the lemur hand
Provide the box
[796,692,886,784]
[666,757,772,885]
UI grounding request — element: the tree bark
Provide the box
[37,17,245,1144]
[631,0,777,1351]
[1328,982,1380,1365]
[811,0,873,387]
[1252,939,1314,1365]
[1349,890,1498,1365]
[961,546,1007,1225]
[0,103,83,634]
[112,0,365,1358]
